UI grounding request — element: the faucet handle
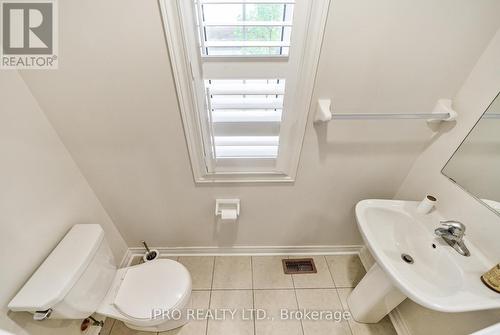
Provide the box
[440,220,466,237]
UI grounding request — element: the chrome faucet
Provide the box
[434,220,471,257]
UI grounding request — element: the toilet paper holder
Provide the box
[215,199,240,220]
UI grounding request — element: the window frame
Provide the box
[194,0,295,58]
[159,0,331,183]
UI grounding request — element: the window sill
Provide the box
[194,172,296,184]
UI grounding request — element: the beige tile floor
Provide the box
[101,255,397,335]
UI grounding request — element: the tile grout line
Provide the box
[289,257,306,335]
[205,256,216,335]
[209,288,254,291]
[106,318,116,335]
[206,287,312,291]
[323,255,338,288]
[251,256,257,335]
[325,255,355,335]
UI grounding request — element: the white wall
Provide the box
[0,71,127,334]
[395,29,500,335]
[18,0,500,249]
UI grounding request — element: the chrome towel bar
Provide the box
[329,113,450,120]
[314,99,457,123]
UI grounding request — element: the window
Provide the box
[160,0,331,182]
[195,1,294,57]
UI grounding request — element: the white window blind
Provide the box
[206,79,284,165]
[194,0,295,57]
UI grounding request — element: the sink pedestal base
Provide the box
[347,263,406,323]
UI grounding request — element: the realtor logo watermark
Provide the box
[1,0,58,69]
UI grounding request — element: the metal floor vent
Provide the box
[282,258,317,274]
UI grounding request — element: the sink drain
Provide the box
[401,254,414,264]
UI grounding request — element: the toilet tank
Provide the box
[8,224,117,319]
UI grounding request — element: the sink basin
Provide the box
[471,323,500,335]
[347,199,500,323]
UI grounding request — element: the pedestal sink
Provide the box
[347,199,500,323]
[471,323,500,335]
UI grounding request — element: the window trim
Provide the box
[159,0,331,183]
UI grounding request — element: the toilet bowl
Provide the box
[8,224,192,333]
[97,259,192,332]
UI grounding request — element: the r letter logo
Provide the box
[1,0,58,69]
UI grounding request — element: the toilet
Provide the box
[8,224,192,332]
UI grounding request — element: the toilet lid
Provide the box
[113,259,191,320]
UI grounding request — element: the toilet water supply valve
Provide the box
[142,241,160,262]
[80,316,104,332]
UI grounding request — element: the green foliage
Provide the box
[234,4,285,55]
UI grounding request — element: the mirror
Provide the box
[442,92,500,215]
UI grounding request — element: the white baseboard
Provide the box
[86,326,101,335]
[122,245,362,266]
[388,308,412,335]
[118,248,132,268]
[84,315,106,335]
[128,244,363,255]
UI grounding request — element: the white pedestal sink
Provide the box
[471,323,500,335]
[348,199,500,323]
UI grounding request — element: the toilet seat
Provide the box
[95,258,192,331]
[113,259,191,322]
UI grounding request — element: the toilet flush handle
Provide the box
[33,309,52,321]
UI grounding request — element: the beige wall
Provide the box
[0,71,127,334]
[19,0,500,250]
[395,29,500,335]
[2,1,500,335]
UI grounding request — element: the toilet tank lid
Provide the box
[8,224,105,312]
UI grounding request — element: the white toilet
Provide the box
[8,224,192,332]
